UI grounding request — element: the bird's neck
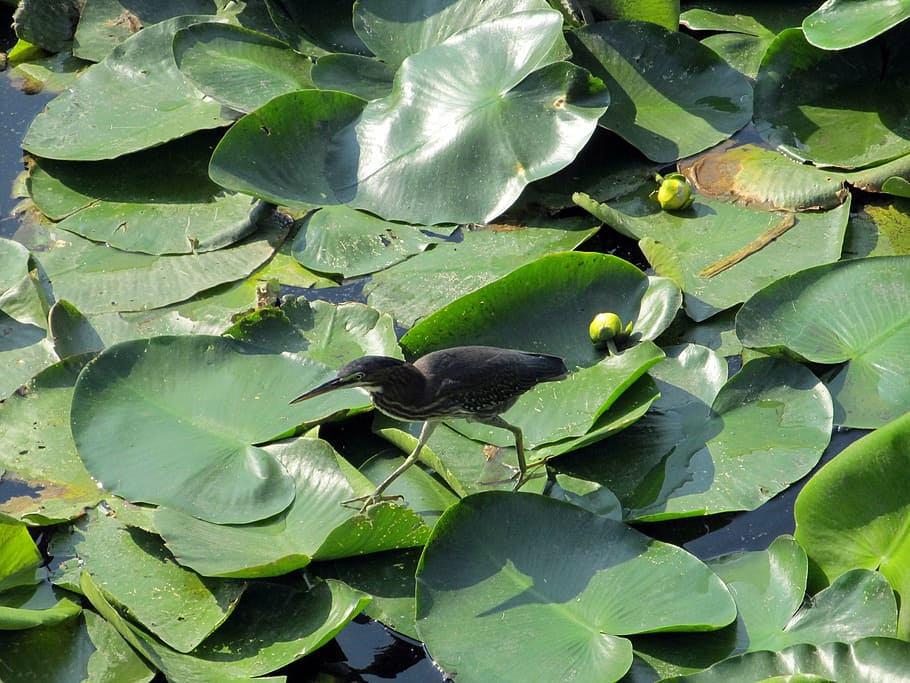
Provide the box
[370,363,430,421]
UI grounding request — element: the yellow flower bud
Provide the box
[651,173,695,211]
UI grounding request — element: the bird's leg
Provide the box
[476,416,547,491]
[342,420,438,513]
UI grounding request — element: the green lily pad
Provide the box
[754,27,910,169]
[709,536,897,653]
[71,0,219,62]
[0,611,154,683]
[291,206,440,277]
[661,637,910,682]
[0,357,103,525]
[212,10,609,224]
[794,412,910,638]
[679,141,850,212]
[225,298,401,367]
[0,523,41,592]
[803,0,910,50]
[208,88,368,207]
[574,189,850,321]
[352,0,557,66]
[559,346,833,520]
[49,508,244,652]
[365,218,600,327]
[0,580,82,631]
[23,16,234,160]
[0,238,58,401]
[79,569,368,681]
[26,220,285,315]
[265,0,368,56]
[736,255,910,428]
[11,0,80,53]
[313,547,423,639]
[70,335,359,524]
[28,137,267,255]
[155,438,433,578]
[174,22,314,114]
[415,492,736,683]
[569,20,753,163]
[310,53,395,100]
[842,197,910,258]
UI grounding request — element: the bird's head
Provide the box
[289,356,406,404]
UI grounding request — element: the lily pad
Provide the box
[569,20,753,163]
[27,137,267,255]
[70,335,359,524]
[754,27,910,169]
[736,255,910,427]
[212,10,609,224]
[0,610,154,683]
[79,569,368,681]
[291,206,440,277]
[679,141,850,212]
[365,218,600,327]
[574,189,850,321]
[155,438,433,578]
[0,357,103,525]
[415,492,736,683]
[661,637,910,682]
[351,0,557,66]
[708,535,897,653]
[559,346,833,521]
[26,220,285,315]
[49,508,245,652]
[794,411,910,638]
[310,53,395,100]
[174,22,314,114]
[23,16,234,160]
[803,0,910,50]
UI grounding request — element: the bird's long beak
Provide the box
[289,376,348,405]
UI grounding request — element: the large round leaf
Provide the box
[154,438,434,578]
[291,206,440,277]
[415,492,736,683]
[28,135,266,255]
[23,16,234,160]
[210,11,609,224]
[70,335,362,524]
[208,89,368,207]
[794,411,910,638]
[352,0,557,66]
[679,142,850,212]
[49,507,245,652]
[661,637,910,682]
[569,21,753,163]
[754,27,910,169]
[736,255,910,428]
[174,23,314,114]
[803,0,910,50]
[574,189,850,321]
[708,536,897,653]
[27,221,285,315]
[0,358,102,525]
[559,347,833,520]
[365,218,599,327]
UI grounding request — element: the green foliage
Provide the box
[2,0,910,680]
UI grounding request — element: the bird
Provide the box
[290,345,567,512]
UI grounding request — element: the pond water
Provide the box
[0,11,871,681]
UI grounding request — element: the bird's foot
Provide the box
[341,492,405,514]
[481,458,549,490]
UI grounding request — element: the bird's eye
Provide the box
[352,372,366,381]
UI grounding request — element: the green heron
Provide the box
[290,345,567,511]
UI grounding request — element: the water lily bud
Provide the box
[651,173,694,211]
[589,312,622,343]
